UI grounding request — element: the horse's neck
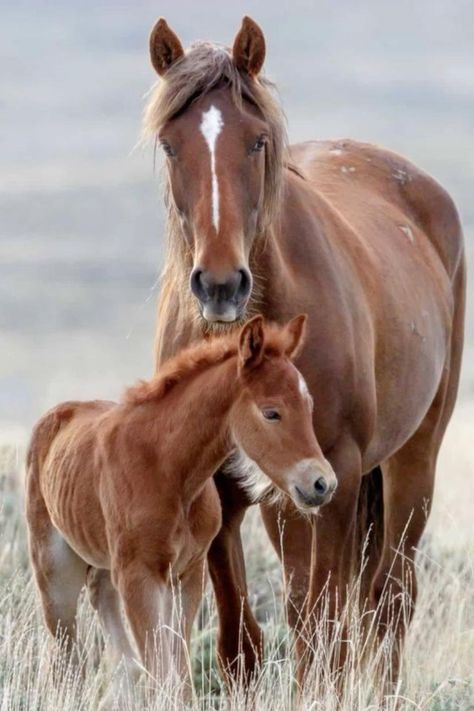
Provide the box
[153,356,238,502]
[254,172,333,318]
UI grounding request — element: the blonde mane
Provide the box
[142,41,288,363]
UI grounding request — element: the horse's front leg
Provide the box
[207,471,263,686]
[261,435,362,685]
[305,438,362,668]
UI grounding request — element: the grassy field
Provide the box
[1,5,473,708]
[1,403,473,710]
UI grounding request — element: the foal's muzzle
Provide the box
[190,267,252,323]
[294,476,337,508]
[291,459,338,510]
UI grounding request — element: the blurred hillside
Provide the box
[1,0,473,439]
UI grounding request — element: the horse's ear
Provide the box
[239,315,265,371]
[232,16,266,77]
[283,314,307,360]
[149,18,184,76]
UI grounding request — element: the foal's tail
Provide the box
[26,403,78,480]
[355,466,384,605]
[25,403,78,542]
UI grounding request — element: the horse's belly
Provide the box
[363,306,450,468]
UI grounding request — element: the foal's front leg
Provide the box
[87,568,139,709]
[115,560,199,705]
[116,564,174,685]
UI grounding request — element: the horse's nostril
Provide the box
[237,268,252,300]
[190,268,208,302]
[314,476,328,495]
[191,267,252,306]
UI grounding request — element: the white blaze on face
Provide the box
[297,370,314,408]
[297,372,308,397]
[200,105,224,231]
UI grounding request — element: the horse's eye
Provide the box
[250,135,267,154]
[262,408,281,422]
[160,141,176,158]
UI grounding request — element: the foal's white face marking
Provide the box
[200,105,224,231]
[399,224,415,244]
[297,370,313,408]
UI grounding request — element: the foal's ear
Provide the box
[149,18,185,76]
[232,16,266,77]
[283,314,307,360]
[239,315,265,371]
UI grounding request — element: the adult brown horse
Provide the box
[143,16,465,681]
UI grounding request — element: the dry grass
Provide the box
[0,406,473,710]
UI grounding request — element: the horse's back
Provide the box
[289,138,464,280]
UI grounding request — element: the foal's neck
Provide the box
[146,355,239,504]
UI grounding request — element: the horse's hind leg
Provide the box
[207,473,263,685]
[370,400,451,686]
[26,473,88,666]
[371,426,437,673]
[371,263,465,679]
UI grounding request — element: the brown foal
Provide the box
[144,15,465,683]
[26,315,336,705]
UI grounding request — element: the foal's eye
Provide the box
[160,141,176,158]
[262,408,281,422]
[250,135,268,154]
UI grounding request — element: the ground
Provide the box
[1,403,472,709]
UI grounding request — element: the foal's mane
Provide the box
[124,323,288,406]
[142,41,289,361]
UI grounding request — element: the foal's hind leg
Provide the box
[26,475,88,665]
[33,531,88,658]
[29,527,88,661]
